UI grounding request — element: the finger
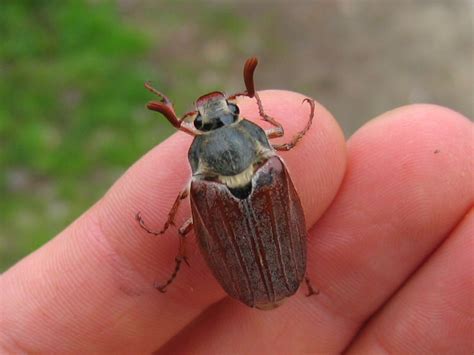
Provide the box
[0,90,346,353]
[347,209,473,354]
[158,104,473,354]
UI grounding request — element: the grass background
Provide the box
[1,0,472,270]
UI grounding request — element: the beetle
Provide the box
[136,57,316,309]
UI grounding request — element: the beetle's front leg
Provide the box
[136,188,189,236]
[155,218,194,293]
[271,98,316,152]
[249,91,286,138]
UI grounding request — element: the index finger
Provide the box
[0,90,346,353]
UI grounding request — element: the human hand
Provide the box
[1,91,472,353]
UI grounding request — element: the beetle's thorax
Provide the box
[188,119,275,189]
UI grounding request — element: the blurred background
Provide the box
[1,0,472,270]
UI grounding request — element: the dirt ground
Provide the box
[123,0,473,135]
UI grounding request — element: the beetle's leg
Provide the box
[272,98,315,151]
[155,218,193,293]
[177,218,193,267]
[229,57,286,137]
[264,128,284,139]
[230,57,315,150]
[136,188,189,236]
[145,82,196,136]
[229,56,285,139]
[251,91,286,138]
[304,276,319,297]
[230,90,285,139]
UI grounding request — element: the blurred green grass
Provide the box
[0,1,233,271]
[0,1,155,269]
[0,0,248,271]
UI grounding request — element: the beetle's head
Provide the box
[193,91,240,132]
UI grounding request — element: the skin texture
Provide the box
[0,90,472,354]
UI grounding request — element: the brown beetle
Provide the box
[137,58,315,309]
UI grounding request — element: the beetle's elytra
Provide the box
[137,57,316,309]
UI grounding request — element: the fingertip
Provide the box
[351,103,472,147]
[348,103,473,186]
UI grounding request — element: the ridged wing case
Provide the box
[190,156,307,309]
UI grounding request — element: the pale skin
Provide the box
[0,90,472,354]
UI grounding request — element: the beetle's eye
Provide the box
[228,103,240,116]
[194,115,203,130]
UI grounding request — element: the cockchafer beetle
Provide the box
[136,57,316,310]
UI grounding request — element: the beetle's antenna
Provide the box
[145,82,196,136]
[228,57,259,101]
[144,81,172,104]
[243,57,258,98]
[146,101,179,128]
